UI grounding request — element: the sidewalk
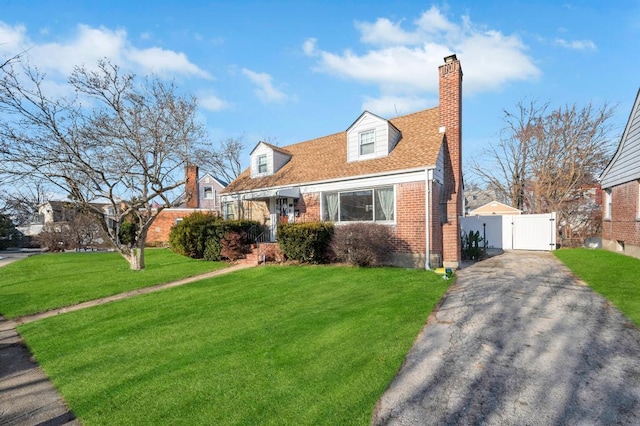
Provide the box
[0,261,257,425]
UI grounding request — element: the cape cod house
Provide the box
[600,88,640,259]
[221,55,464,269]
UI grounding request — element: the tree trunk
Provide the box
[124,246,145,270]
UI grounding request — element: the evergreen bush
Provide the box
[277,222,334,263]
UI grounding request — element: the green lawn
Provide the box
[18,265,450,425]
[555,248,640,326]
[0,249,226,318]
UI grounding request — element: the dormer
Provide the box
[346,111,401,162]
[250,141,292,178]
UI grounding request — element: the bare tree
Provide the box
[470,100,548,210]
[0,182,48,227]
[470,99,615,240]
[0,59,206,269]
[196,136,245,183]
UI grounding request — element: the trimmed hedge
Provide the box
[277,222,334,264]
[168,212,259,260]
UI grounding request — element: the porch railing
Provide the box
[247,224,275,244]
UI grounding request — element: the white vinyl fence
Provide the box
[460,213,557,251]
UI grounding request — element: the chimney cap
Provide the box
[444,54,458,63]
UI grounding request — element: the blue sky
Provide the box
[1,0,639,175]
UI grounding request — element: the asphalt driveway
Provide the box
[374,250,640,425]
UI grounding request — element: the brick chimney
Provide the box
[439,54,463,268]
[185,164,199,208]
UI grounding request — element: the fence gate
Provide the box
[461,212,556,251]
[510,213,556,250]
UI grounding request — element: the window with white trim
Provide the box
[604,189,612,220]
[258,154,268,174]
[224,202,235,220]
[359,130,375,156]
[322,186,394,222]
[203,186,214,199]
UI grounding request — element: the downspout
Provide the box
[425,168,431,270]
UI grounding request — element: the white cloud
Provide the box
[302,38,317,56]
[355,18,420,46]
[241,68,288,103]
[304,6,541,110]
[199,94,229,111]
[0,22,210,79]
[0,22,28,55]
[128,46,211,78]
[362,95,433,117]
[554,38,597,51]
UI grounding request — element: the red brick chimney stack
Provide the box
[439,54,463,268]
[186,164,199,209]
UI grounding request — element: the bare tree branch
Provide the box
[0,58,207,269]
[469,99,616,243]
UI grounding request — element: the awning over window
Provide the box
[240,187,300,200]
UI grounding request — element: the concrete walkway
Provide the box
[0,261,257,425]
[373,251,640,425]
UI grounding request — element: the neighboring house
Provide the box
[464,189,498,215]
[21,200,110,249]
[22,200,111,236]
[146,165,228,245]
[600,88,640,259]
[221,55,463,269]
[468,201,521,216]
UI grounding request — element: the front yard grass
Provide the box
[555,248,640,326]
[0,249,226,319]
[18,265,450,425]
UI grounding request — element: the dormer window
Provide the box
[258,155,268,174]
[346,111,401,163]
[359,130,375,156]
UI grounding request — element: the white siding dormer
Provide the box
[347,111,401,162]
[250,141,292,178]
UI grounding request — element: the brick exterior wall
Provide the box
[393,181,426,254]
[602,180,640,258]
[439,55,463,268]
[295,193,320,222]
[147,208,220,245]
[294,181,445,268]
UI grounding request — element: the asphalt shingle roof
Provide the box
[223,107,443,193]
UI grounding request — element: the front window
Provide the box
[322,186,394,222]
[203,186,214,199]
[359,130,375,156]
[224,202,235,220]
[258,155,268,174]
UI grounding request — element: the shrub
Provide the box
[331,223,392,266]
[169,212,221,258]
[220,231,247,261]
[37,223,71,252]
[0,214,20,250]
[203,238,222,261]
[119,220,138,246]
[277,222,334,263]
[169,212,260,260]
[461,230,484,260]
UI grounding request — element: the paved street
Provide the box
[374,251,640,425]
